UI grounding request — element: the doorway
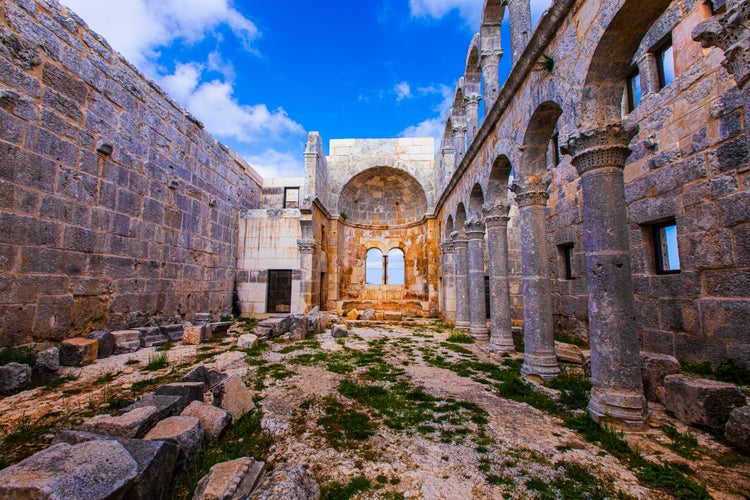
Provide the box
[267,270,292,313]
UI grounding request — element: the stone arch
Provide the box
[445,215,454,237]
[579,0,672,125]
[520,101,563,177]
[468,183,485,218]
[481,0,505,25]
[345,155,435,208]
[487,155,513,205]
[464,36,482,92]
[455,203,467,230]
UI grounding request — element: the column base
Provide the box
[521,352,560,381]
[488,336,515,354]
[469,326,489,340]
[588,387,647,430]
[455,320,470,331]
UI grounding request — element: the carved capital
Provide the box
[464,219,486,240]
[464,93,483,108]
[562,122,639,175]
[510,178,549,208]
[482,203,511,228]
[450,230,468,248]
[440,240,455,253]
[693,0,750,89]
[297,239,318,254]
[451,125,467,138]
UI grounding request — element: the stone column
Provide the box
[564,122,646,428]
[508,0,532,65]
[511,178,559,380]
[465,219,489,339]
[296,238,318,313]
[464,94,482,143]
[483,203,514,353]
[452,125,467,158]
[693,0,750,90]
[441,240,457,323]
[481,50,503,113]
[452,230,471,331]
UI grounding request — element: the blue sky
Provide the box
[61,0,551,178]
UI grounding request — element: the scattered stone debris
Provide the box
[665,374,747,430]
[0,362,31,393]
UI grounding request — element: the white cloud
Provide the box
[399,83,453,152]
[394,81,412,101]
[61,0,259,67]
[408,0,482,27]
[244,149,305,179]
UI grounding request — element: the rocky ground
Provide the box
[1,319,749,499]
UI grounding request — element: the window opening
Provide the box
[626,68,641,112]
[387,248,405,285]
[366,248,384,284]
[283,187,299,209]
[558,244,575,280]
[654,222,680,274]
[657,40,675,89]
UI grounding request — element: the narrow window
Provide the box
[552,133,560,166]
[559,244,575,280]
[654,222,680,274]
[366,248,384,284]
[283,187,299,209]
[657,40,675,89]
[387,248,405,285]
[626,68,641,112]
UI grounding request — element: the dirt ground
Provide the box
[1,321,748,499]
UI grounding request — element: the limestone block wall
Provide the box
[261,177,304,208]
[236,210,302,316]
[0,0,262,345]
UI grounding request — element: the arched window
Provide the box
[366,248,383,284]
[387,248,405,285]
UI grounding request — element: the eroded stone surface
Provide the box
[665,374,747,430]
[144,416,203,469]
[641,352,681,405]
[60,338,98,366]
[251,462,320,500]
[212,375,255,421]
[192,457,265,500]
[725,406,750,454]
[181,400,232,440]
[0,362,31,392]
[82,405,159,438]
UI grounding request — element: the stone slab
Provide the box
[641,352,681,405]
[183,325,206,345]
[36,347,60,372]
[82,405,159,438]
[0,362,32,392]
[665,374,747,430]
[181,400,232,440]
[555,341,583,364]
[237,333,259,349]
[86,330,115,358]
[112,330,142,355]
[211,375,255,421]
[251,462,320,500]
[154,382,205,413]
[60,337,98,366]
[725,405,750,455]
[144,416,203,470]
[192,457,265,500]
[332,324,349,338]
[118,394,183,421]
[161,324,185,342]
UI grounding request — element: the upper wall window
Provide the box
[626,68,642,112]
[654,222,680,274]
[387,248,405,285]
[657,40,675,89]
[366,248,384,284]
[284,187,299,209]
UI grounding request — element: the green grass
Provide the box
[548,369,592,410]
[171,410,272,499]
[124,358,140,366]
[554,331,589,348]
[322,475,372,500]
[661,421,699,460]
[446,332,474,344]
[316,397,377,449]
[0,346,36,366]
[93,372,116,385]
[155,342,173,352]
[141,352,169,372]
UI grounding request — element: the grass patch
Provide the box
[141,352,169,372]
[155,342,173,352]
[171,410,272,499]
[317,397,376,449]
[124,358,140,366]
[661,422,699,459]
[93,372,116,385]
[0,346,36,366]
[322,475,372,500]
[548,369,592,410]
[446,332,474,344]
[554,332,589,348]
[716,359,750,385]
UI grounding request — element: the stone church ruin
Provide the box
[1,0,750,496]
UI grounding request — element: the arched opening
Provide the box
[520,101,563,177]
[445,215,454,237]
[366,248,384,285]
[468,183,485,218]
[387,248,405,285]
[487,155,513,204]
[456,203,467,230]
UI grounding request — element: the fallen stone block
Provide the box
[555,341,583,364]
[288,314,309,340]
[192,457,265,500]
[251,462,320,500]
[182,364,228,391]
[112,330,142,355]
[383,311,402,321]
[253,326,273,339]
[118,394,184,421]
[665,374,747,430]
[52,430,179,500]
[60,338,98,366]
[138,326,169,347]
[82,405,160,438]
[332,324,349,338]
[161,324,185,342]
[154,382,205,413]
[345,309,360,321]
[87,330,115,358]
[258,316,290,337]
[0,362,32,393]
[360,308,376,321]
[36,347,60,372]
[183,325,206,345]
[212,375,255,421]
[0,440,137,499]
[238,333,259,349]
[641,352,681,405]
[209,321,232,337]
[193,313,213,325]
[725,406,750,455]
[144,416,203,470]
[181,400,232,440]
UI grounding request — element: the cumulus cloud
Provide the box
[244,149,305,179]
[399,84,453,152]
[61,0,259,67]
[394,81,412,101]
[408,0,482,27]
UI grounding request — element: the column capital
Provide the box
[450,230,468,248]
[692,0,750,89]
[297,239,318,254]
[440,240,455,253]
[464,219,486,240]
[464,93,482,107]
[482,203,511,227]
[480,48,503,59]
[562,121,639,175]
[451,125,467,137]
[510,177,550,208]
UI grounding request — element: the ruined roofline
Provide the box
[434,0,577,214]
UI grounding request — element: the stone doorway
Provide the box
[267,270,292,313]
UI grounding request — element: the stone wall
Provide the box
[0,0,263,345]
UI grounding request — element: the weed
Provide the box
[661,422,699,459]
[142,352,169,372]
[130,373,172,394]
[0,346,36,366]
[446,332,474,344]
[322,475,371,500]
[237,317,258,332]
[317,397,376,448]
[93,372,116,385]
[155,342,173,352]
[548,369,592,410]
[124,358,140,366]
[554,331,589,348]
[638,461,709,499]
[681,360,714,378]
[716,359,750,385]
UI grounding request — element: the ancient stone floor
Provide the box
[1,321,749,499]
